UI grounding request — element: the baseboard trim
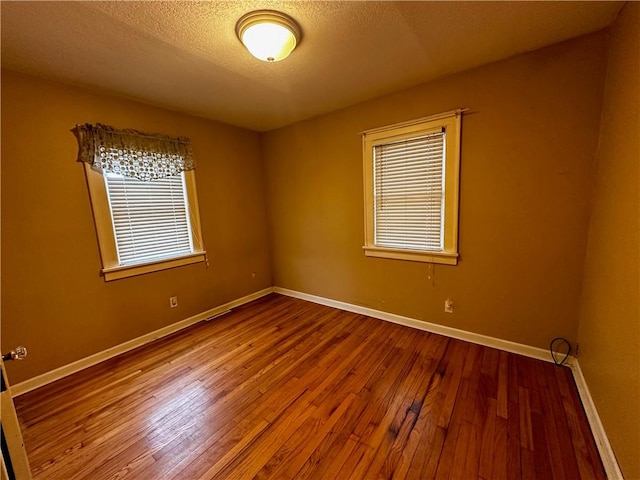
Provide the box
[11,287,274,397]
[568,359,624,480]
[273,287,555,362]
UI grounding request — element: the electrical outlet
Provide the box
[444,298,454,314]
[170,296,178,308]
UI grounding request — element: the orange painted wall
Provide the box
[577,3,640,478]
[1,71,272,384]
[262,32,607,350]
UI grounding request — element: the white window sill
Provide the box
[102,252,207,281]
[363,246,458,265]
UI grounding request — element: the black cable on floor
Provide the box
[550,337,572,366]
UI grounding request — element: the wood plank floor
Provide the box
[14,294,605,480]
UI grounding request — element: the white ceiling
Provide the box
[1,1,623,132]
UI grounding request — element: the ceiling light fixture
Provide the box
[235,10,301,62]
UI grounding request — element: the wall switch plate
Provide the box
[170,296,178,308]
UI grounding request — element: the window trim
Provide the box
[362,109,462,265]
[83,163,206,281]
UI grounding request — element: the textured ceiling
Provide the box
[1,1,623,132]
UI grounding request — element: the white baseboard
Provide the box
[11,287,274,397]
[273,287,555,362]
[568,359,624,480]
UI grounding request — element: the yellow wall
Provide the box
[577,3,640,478]
[1,71,272,384]
[262,32,607,350]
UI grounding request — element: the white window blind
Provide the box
[374,131,445,251]
[104,171,193,266]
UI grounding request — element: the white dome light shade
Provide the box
[241,23,296,62]
[236,10,301,63]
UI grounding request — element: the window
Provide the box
[104,171,194,265]
[362,110,462,265]
[76,123,206,281]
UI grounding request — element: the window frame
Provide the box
[362,110,462,265]
[84,163,206,281]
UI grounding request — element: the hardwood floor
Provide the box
[15,294,605,479]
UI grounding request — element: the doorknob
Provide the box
[2,345,27,361]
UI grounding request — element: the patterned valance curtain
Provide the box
[74,123,195,181]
